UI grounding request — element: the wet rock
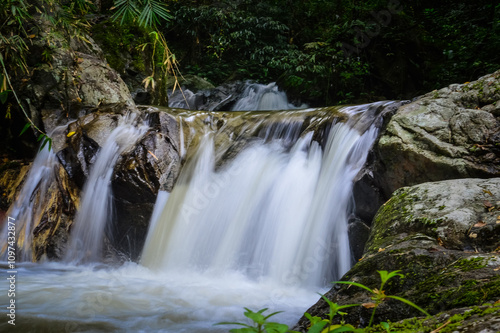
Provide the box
[32,164,80,261]
[347,216,371,262]
[111,111,181,259]
[0,161,30,222]
[295,177,500,331]
[168,81,246,111]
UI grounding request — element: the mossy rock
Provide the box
[295,177,500,332]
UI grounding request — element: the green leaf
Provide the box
[244,310,265,325]
[19,122,31,136]
[0,90,9,104]
[331,281,373,293]
[264,321,289,333]
[40,137,51,151]
[229,328,258,333]
[215,322,252,328]
[37,133,45,142]
[307,320,328,333]
[386,295,430,317]
[263,311,283,320]
[331,325,357,332]
[378,270,403,285]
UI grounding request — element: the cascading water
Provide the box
[231,82,304,111]
[141,104,381,287]
[168,81,305,111]
[0,141,58,261]
[64,114,148,263]
[0,97,395,332]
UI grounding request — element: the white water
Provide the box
[0,261,319,332]
[232,82,304,111]
[64,115,148,263]
[141,105,378,287]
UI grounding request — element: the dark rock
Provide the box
[347,216,371,262]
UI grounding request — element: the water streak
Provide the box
[0,144,57,261]
[64,115,148,263]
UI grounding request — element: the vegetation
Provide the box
[217,271,430,333]
[163,0,500,105]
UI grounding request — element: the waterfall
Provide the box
[0,98,396,332]
[0,142,58,261]
[64,115,148,263]
[141,102,388,287]
[168,81,305,111]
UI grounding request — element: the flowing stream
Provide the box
[0,84,393,332]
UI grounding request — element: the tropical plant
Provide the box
[110,0,181,106]
[220,271,430,333]
[0,0,53,150]
[331,270,430,328]
[217,307,296,333]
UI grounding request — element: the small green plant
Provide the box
[216,307,296,333]
[303,294,359,333]
[332,270,430,327]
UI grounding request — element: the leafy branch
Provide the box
[0,47,52,151]
[111,0,183,106]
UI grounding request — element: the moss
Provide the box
[373,303,500,333]
[452,257,487,272]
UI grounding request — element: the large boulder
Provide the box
[21,15,134,135]
[374,71,500,198]
[295,178,500,331]
[110,108,182,260]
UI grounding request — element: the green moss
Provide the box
[452,257,487,272]
[376,303,500,333]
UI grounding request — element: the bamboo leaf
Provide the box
[19,122,31,136]
[332,281,373,293]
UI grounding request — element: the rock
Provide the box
[111,109,181,259]
[19,15,134,135]
[33,105,183,261]
[32,164,80,261]
[168,81,246,111]
[374,71,500,198]
[347,216,371,262]
[166,74,215,91]
[295,177,500,331]
[0,161,30,222]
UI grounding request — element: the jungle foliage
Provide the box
[162,0,500,105]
